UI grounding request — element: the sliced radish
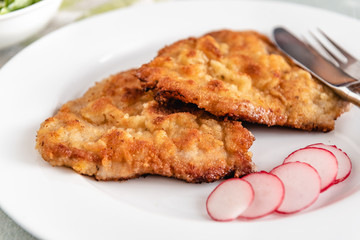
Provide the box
[206,179,254,221]
[283,147,337,192]
[270,162,321,214]
[239,172,285,219]
[307,143,352,184]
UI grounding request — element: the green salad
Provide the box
[0,0,42,15]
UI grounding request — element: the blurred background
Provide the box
[1,0,360,68]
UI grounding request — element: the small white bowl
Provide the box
[0,0,62,50]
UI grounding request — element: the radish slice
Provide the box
[307,143,352,184]
[283,147,337,192]
[270,162,321,214]
[239,172,285,219]
[206,179,254,221]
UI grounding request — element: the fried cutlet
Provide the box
[137,30,349,132]
[36,70,255,183]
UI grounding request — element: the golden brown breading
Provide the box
[137,30,349,132]
[36,70,255,183]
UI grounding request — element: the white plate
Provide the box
[1,1,360,239]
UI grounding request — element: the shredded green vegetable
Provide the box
[0,0,42,15]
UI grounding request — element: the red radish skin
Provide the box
[205,144,351,222]
[270,162,321,214]
[206,179,254,221]
[283,147,338,192]
[239,172,285,219]
[307,143,352,184]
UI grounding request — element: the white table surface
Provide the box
[1,0,359,239]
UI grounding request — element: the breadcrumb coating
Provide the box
[138,30,349,131]
[36,70,255,183]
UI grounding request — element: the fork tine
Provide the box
[302,36,321,53]
[317,28,356,62]
[309,31,344,65]
[302,35,341,68]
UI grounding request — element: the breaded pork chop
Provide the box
[137,30,349,132]
[36,70,255,183]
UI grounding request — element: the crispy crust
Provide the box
[137,30,349,132]
[36,70,255,183]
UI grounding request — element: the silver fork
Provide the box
[309,29,360,81]
[273,27,360,107]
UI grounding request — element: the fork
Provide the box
[273,27,360,107]
[309,29,360,81]
[305,29,360,106]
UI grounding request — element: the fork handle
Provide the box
[336,82,360,107]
